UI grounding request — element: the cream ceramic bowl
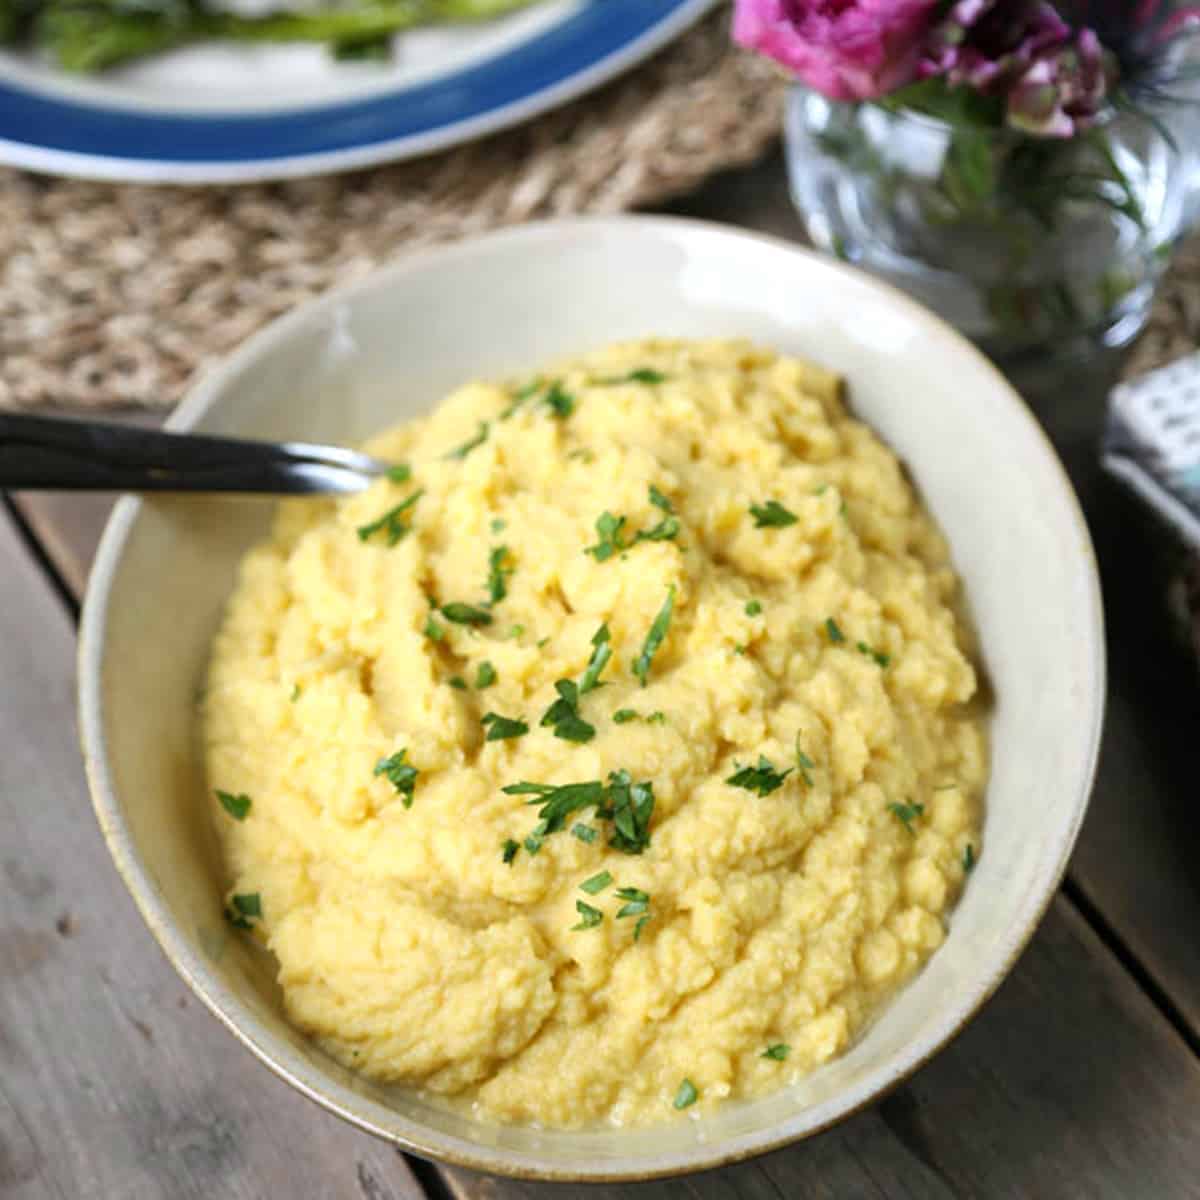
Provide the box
[79,217,1105,1181]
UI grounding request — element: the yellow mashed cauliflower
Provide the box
[204,338,985,1129]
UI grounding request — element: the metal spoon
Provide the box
[0,413,396,495]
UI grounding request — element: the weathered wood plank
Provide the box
[442,896,1200,1200]
[0,510,427,1200]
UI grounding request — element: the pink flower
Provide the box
[732,0,942,100]
[1007,28,1114,136]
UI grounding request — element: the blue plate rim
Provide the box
[0,0,719,184]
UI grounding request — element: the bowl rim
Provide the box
[77,214,1106,1182]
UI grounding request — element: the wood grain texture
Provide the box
[443,897,1200,1200]
[0,511,427,1200]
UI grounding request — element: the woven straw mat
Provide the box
[0,8,787,412]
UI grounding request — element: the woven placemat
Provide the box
[0,7,790,411]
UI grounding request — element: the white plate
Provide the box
[0,0,716,182]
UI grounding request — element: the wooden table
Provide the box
[4,150,1200,1199]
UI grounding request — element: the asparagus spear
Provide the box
[28,0,541,73]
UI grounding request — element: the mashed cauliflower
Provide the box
[204,338,985,1128]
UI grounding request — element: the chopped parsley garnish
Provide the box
[423,614,445,642]
[231,892,261,921]
[647,711,666,724]
[476,661,497,689]
[762,1044,791,1061]
[632,584,675,686]
[486,546,513,606]
[888,801,925,834]
[289,684,301,702]
[524,834,543,856]
[504,770,655,855]
[490,517,507,534]
[448,676,468,691]
[649,485,674,513]
[481,712,529,742]
[794,738,815,787]
[356,489,423,546]
[636,513,680,544]
[613,708,638,724]
[385,463,411,483]
[580,870,613,895]
[673,1079,698,1110]
[537,637,551,649]
[579,624,612,694]
[726,756,794,797]
[750,500,798,529]
[502,838,520,865]
[508,624,526,639]
[745,599,763,616]
[217,790,251,821]
[603,771,655,855]
[856,641,890,667]
[571,900,604,931]
[543,381,576,419]
[963,843,977,872]
[586,512,628,562]
[541,679,595,743]
[597,368,667,385]
[374,749,418,808]
[572,823,598,844]
[441,602,493,626]
[447,421,489,460]
[824,617,846,644]
[614,886,649,916]
[501,379,544,419]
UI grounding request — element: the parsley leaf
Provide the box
[632,584,675,686]
[487,546,513,606]
[597,368,667,385]
[633,514,680,544]
[541,680,596,743]
[481,712,529,741]
[726,755,794,797]
[964,843,977,872]
[762,1044,790,1061]
[448,676,468,690]
[649,485,674,512]
[580,870,612,895]
[586,512,628,562]
[490,517,506,534]
[543,381,576,419]
[647,711,666,724]
[856,640,890,667]
[579,624,612,695]
[572,900,603,931]
[888,801,925,834]
[750,500,797,528]
[225,891,262,930]
[476,661,497,689]
[357,489,423,546]
[232,892,261,919]
[441,602,493,626]
[603,770,656,855]
[216,790,251,821]
[673,1079,698,1110]
[795,737,815,787]
[289,684,301,702]
[745,600,762,616]
[446,421,489,460]
[505,771,655,855]
[385,463,411,483]
[613,708,639,724]
[825,617,846,644]
[502,838,520,865]
[374,749,418,808]
[614,886,649,917]
[501,379,543,420]
[423,614,445,642]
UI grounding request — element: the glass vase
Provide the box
[785,87,1199,365]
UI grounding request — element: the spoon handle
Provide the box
[0,413,379,495]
